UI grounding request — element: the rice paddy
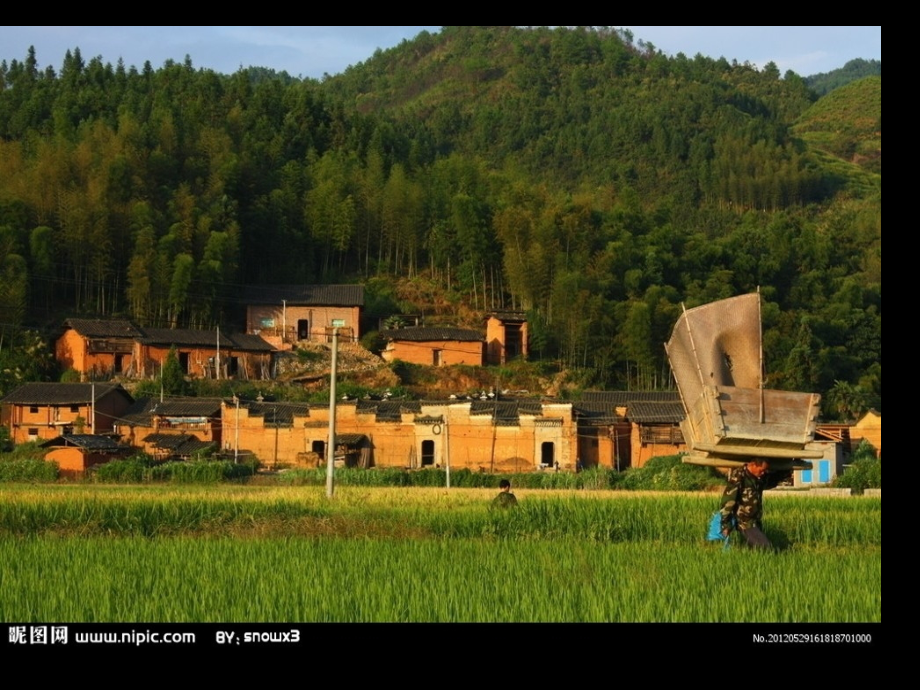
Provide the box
[0,485,880,623]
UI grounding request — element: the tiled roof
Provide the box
[139,328,237,348]
[63,318,143,338]
[120,398,159,425]
[143,433,215,456]
[469,400,541,425]
[336,433,367,446]
[580,391,681,405]
[356,399,421,422]
[60,318,275,352]
[42,434,126,451]
[488,311,527,323]
[626,401,686,424]
[122,397,223,428]
[1,383,132,405]
[240,284,365,307]
[152,398,222,417]
[226,333,275,352]
[379,327,483,342]
[143,433,194,449]
[243,401,310,426]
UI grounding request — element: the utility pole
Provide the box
[233,395,240,464]
[444,412,451,489]
[216,325,221,380]
[325,328,339,498]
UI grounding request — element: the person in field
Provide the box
[719,459,773,549]
[491,479,518,509]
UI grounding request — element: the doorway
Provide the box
[541,441,554,468]
[421,440,435,467]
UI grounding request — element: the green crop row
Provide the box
[0,536,880,623]
[0,486,881,546]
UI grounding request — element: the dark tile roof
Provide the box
[336,433,367,446]
[379,327,483,342]
[61,319,274,352]
[626,401,686,424]
[138,327,237,348]
[42,434,126,451]
[240,284,364,307]
[120,397,159,426]
[226,333,275,352]
[152,398,223,417]
[63,318,143,338]
[243,401,310,426]
[488,311,527,323]
[469,400,541,425]
[143,433,194,449]
[120,398,222,427]
[2,383,132,405]
[580,391,681,405]
[142,433,215,456]
[572,400,621,424]
[356,399,420,422]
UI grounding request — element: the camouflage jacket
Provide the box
[720,467,765,531]
[491,491,518,509]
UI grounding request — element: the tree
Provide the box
[161,345,188,396]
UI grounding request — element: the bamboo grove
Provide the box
[0,27,880,407]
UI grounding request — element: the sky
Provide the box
[0,26,881,81]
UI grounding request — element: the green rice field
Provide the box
[0,486,881,623]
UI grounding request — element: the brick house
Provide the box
[55,318,144,379]
[378,327,484,366]
[115,397,223,459]
[574,391,685,470]
[41,434,132,475]
[1,382,134,444]
[55,319,275,381]
[485,312,528,365]
[221,397,576,473]
[241,285,364,349]
[133,328,274,380]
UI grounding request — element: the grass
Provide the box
[0,485,881,623]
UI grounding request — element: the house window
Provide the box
[331,319,345,328]
[29,406,39,414]
[27,428,38,440]
[433,349,443,366]
[260,318,275,328]
[70,405,80,413]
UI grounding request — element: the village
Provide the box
[0,284,881,487]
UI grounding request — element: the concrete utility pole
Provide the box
[325,328,339,498]
[444,413,451,489]
[233,395,240,464]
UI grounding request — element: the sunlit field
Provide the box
[0,485,880,623]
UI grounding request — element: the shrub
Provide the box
[92,456,258,484]
[834,442,881,494]
[618,455,724,491]
[0,458,59,482]
[92,455,153,483]
[60,368,82,383]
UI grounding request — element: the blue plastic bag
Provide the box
[707,511,734,549]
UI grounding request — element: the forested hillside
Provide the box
[0,26,881,419]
